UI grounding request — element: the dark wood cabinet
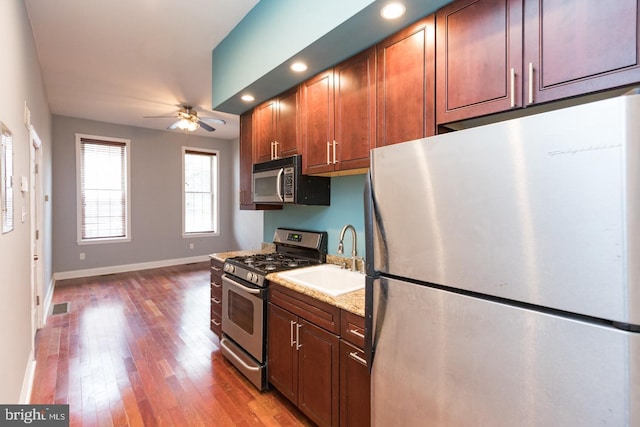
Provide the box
[436,0,640,125]
[210,257,224,337]
[339,310,370,427]
[302,47,376,175]
[436,0,523,124]
[267,302,298,402]
[239,111,282,211]
[254,87,299,163]
[339,340,370,427]
[298,320,340,427]
[268,285,341,427]
[376,15,436,147]
[523,0,640,105]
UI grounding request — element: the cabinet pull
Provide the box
[211,281,221,288]
[528,62,534,105]
[290,320,296,347]
[332,140,338,164]
[295,323,303,350]
[349,328,365,339]
[211,297,221,304]
[212,266,222,272]
[326,141,332,165]
[212,319,221,326]
[510,67,515,108]
[348,351,368,367]
[274,140,279,159]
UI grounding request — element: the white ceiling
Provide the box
[24,0,260,140]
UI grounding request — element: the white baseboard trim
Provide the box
[20,353,36,404]
[53,255,211,281]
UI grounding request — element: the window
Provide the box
[76,134,130,243]
[183,147,218,235]
[1,123,13,234]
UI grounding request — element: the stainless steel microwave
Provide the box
[252,155,330,205]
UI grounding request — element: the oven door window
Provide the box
[228,290,254,334]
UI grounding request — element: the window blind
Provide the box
[79,138,127,240]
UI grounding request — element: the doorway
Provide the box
[30,126,43,336]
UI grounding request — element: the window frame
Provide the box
[182,146,219,238]
[75,133,131,245]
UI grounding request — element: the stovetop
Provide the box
[223,228,328,287]
[227,252,315,273]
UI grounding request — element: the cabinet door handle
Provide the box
[211,297,221,304]
[290,320,296,347]
[212,319,221,327]
[274,140,279,159]
[295,323,303,350]
[332,140,338,164]
[349,328,365,339]
[349,351,368,367]
[528,62,534,105]
[326,141,332,165]
[212,281,221,288]
[510,67,516,108]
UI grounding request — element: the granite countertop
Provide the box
[210,248,366,317]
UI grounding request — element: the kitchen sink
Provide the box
[276,264,365,296]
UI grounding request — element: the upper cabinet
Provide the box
[254,87,300,163]
[523,0,640,105]
[302,47,376,175]
[436,0,640,126]
[377,16,436,147]
[239,111,282,211]
[436,0,523,124]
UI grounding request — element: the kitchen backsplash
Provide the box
[263,174,366,256]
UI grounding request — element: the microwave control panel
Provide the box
[283,167,294,202]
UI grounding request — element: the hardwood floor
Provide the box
[31,263,313,427]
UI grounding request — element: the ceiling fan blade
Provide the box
[199,117,227,125]
[197,120,216,132]
[144,115,178,119]
[167,120,180,130]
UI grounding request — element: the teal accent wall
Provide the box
[264,174,366,256]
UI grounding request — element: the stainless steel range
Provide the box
[220,228,327,390]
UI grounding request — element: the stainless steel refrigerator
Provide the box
[364,92,640,426]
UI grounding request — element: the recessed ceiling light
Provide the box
[381,2,406,19]
[241,94,255,102]
[291,62,308,72]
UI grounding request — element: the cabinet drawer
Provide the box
[211,312,222,336]
[341,310,365,349]
[211,280,222,299]
[211,295,222,317]
[270,284,341,334]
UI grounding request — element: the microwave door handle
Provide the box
[276,168,284,202]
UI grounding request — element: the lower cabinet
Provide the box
[340,341,370,427]
[268,283,370,427]
[268,301,340,427]
[210,257,223,337]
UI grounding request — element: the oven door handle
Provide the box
[220,337,260,372]
[224,276,262,295]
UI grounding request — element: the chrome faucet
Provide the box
[337,224,358,272]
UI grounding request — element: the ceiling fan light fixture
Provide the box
[177,117,199,131]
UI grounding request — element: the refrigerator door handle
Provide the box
[364,170,388,275]
[365,276,388,373]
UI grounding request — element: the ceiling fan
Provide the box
[144,106,226,132]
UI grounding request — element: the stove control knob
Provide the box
[225,264,235,274]
[246,272,255,283]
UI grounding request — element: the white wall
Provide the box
[0,0,53,403]
[52,115,248,276]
